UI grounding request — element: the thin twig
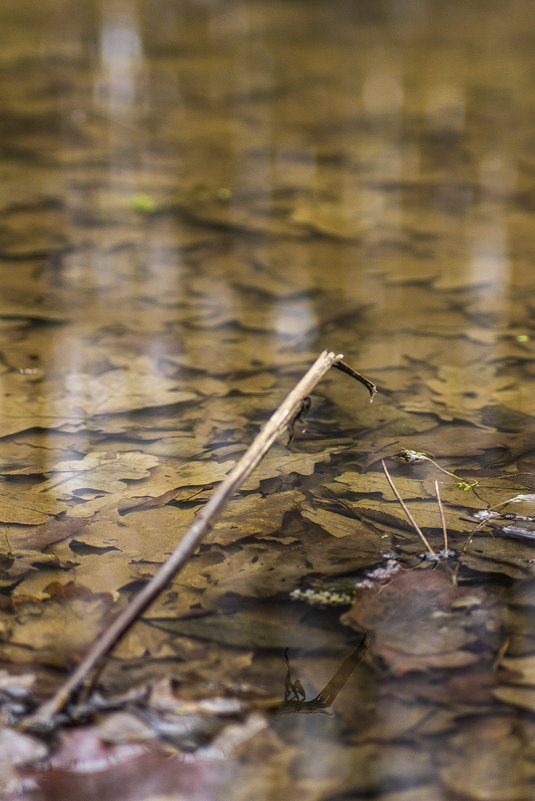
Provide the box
[381,460,437,558]
[434,479,448,553]
[333,360,376,400]
[397,449,477,491]
[24,350,374,729]
[452,516,489,584]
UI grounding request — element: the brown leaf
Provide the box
[0,491,68,525]
[207,491,304,545]
[14,516,91,551]
[341,568,499,673]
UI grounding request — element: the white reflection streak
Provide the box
[469,218,508,290]
[359,72,404,238]
[469,155,514,301]
[98,1,142,109]
[273,296,316,343]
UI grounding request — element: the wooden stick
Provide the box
[25,350,371,729]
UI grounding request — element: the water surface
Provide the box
[2,1,535,799]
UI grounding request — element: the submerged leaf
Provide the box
[341,568,502,673]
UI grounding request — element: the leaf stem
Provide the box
[434,479,448,553]
[381,460,437,559]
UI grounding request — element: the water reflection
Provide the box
[278,639,368,714]
[97,0,144,109]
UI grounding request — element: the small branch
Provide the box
[381,460,437,558]
[25,350,374,729]
[452,517,488,584]
[332,360,376,400]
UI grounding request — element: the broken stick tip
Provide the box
[332,358,377,401]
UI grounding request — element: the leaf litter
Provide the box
[4,2,535,800]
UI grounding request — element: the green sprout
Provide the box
[456,480,477,491]
[128,192,158,214]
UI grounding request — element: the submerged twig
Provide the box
[287,395,311,445]
[25,350,375,729]
[452,508,505,584]
[381,460,437,559]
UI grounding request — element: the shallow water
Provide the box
[2,0,535,799]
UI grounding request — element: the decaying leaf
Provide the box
[341,568,503,673]
[207,491,304,546]
[0,492,68,525]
